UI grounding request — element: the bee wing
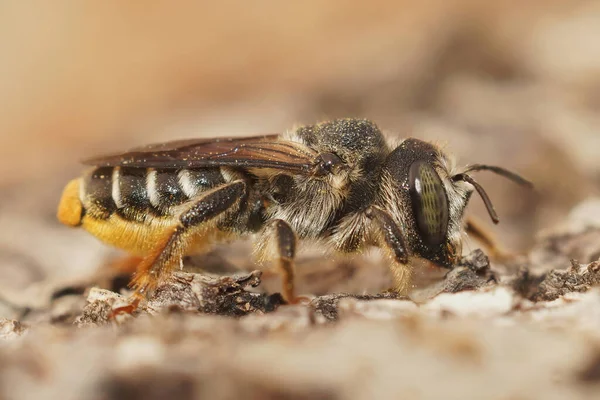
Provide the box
[83,135,318,173]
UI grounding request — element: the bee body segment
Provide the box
[59,165,234,254]
[57,178,84,227]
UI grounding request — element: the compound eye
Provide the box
[409,161,449,247]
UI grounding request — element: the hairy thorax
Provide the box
[264,173,347,239]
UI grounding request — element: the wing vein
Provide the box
[83,135,318,175]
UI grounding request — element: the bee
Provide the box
[57,118,532,311]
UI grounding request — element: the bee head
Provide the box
[382,139,532,266]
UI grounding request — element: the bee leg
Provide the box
[257,219,302,304]
[112,181,247,317]
[366,206,412,295]
[464,217,512,261]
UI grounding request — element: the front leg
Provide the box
[465,216,511,261]
[365,206,412,295]
[254,219,298,304]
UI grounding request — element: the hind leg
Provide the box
[111,181,247,316]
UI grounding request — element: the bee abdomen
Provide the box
[115,167,153,221]
[84,166,117,219]
[147,168,226,213]
[80,166,226,221]
[57,178,84,226]
[176,168,225,198]
[146,168,188,212]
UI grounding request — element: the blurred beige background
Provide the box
[0,0,599,294]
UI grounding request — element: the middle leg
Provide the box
[254,219,299,303]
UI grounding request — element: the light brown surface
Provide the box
[1,2,600,399]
